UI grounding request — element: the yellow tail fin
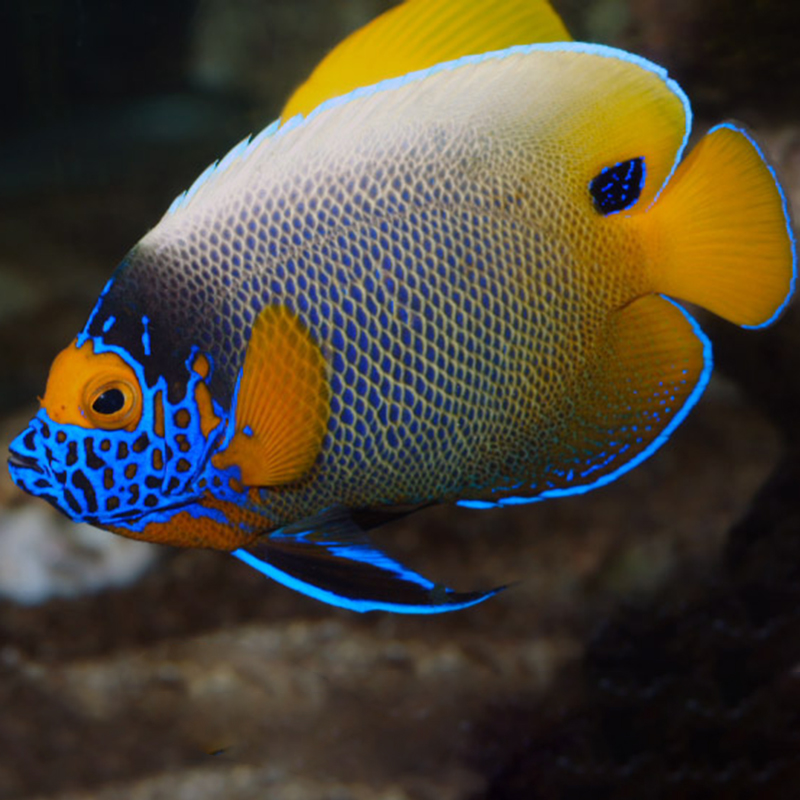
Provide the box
[644,123,795,327]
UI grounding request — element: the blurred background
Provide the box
[2,1,800,797]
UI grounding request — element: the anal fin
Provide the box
[466,294,711,506]
[233,507,503,614]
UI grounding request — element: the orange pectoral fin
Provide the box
[212,305,330,487]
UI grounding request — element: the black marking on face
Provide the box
[63,487,82,516]
[72,470,98,515]
[65,442,79,468]
[132,433,150,453]
[590,157,646,215]
[84,439,105,471]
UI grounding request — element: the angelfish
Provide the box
[8,0,796,613]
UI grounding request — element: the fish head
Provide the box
[8,331,225,530]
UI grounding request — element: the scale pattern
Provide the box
[117,105,648,522]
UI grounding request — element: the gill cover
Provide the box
[9,335,225,527]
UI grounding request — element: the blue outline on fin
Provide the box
[231,547,500,614]
[458,297,713,508]
[706,122,797,330]
[163,42,692,222]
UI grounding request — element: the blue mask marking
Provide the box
[8,337,228,530]
[141,316,152,357]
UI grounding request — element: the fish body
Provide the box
[8,0,796,612]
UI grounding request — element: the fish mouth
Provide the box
[8,450,44,474]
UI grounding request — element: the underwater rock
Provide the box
[0,507,159,606]
[474,455,800,800]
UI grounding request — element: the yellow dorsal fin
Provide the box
[212,306,330,486]
[281,0,572,120]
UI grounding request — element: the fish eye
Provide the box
[84,379,141,430]
[92,388,125,415]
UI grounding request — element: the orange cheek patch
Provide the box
[212,304,330,487]
[194,380,221,439]
[108,496,265,550]
[153,391,166,437]
[42,339,142,431]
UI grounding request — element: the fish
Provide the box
[7,0,796,613]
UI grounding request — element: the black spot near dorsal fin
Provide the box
[590,157,646,215]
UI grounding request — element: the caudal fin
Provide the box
[646,122,796,328]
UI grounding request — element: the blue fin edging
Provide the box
[232,546,501,614]
[706,122,797,331]
[459,297,713,509]
[164,41,692,221]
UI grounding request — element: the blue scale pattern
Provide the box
[104,73,698,522]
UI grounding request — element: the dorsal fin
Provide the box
[212,305,330,487]
[282,0,572,120]
[160,0,569,221]
[151,42,686,233]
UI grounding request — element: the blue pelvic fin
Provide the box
[232,507,503,614]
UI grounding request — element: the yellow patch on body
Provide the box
[212,305,330,487]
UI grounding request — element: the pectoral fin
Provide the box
[233,508,503,614]
[212,305,330,487]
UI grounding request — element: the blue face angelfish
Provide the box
[8,0,796,613]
